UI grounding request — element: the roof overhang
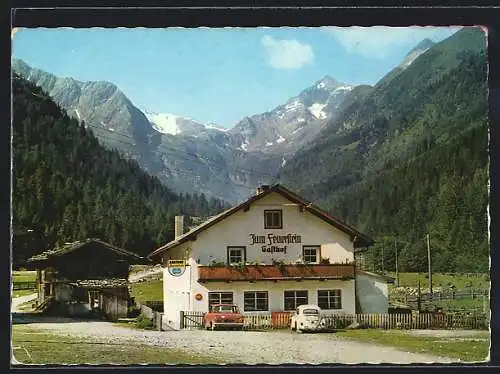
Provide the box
[26,238,146,266]
[148,184,374,259]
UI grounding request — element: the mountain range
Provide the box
[12,59,361,203]
[278,28,488,272]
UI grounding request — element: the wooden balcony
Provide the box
[198,263,355,283]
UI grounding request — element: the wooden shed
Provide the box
[25,238,145,320]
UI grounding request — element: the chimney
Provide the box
[174,216,184,238]
[256,184,270,195]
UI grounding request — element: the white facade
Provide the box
[154,187,389,330]
[355,271,391,314]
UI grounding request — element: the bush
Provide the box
[128,305,140,318]
[135,312,154,330]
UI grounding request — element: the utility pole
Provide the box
[394,238,399,287]
[426,233,433,297]
[381,243,385,274]
[417,273,422,312]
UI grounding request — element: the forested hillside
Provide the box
[278,28,488,273]
[12,74,228,265]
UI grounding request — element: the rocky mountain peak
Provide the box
[401,38,435,68]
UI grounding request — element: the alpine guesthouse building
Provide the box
[149,184,393,330]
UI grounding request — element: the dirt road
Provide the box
[22,320,456,364]
[11,293,37,313]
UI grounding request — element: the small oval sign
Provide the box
[168,266,186,277]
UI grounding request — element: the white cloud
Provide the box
[261,35,314,69]
[323,26,462,59]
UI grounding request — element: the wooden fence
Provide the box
[180,311,488,331]
[180,311,205,329]
[391,289,489,304]
[321,313,488,330]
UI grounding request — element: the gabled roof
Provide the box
[27,238,145,263]
[148,184,374,259]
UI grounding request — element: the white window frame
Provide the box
[317,289,342,310]
[208,291,234,309]
[227,246,246,265]
[243,291,269,312]
[303,245,320,264]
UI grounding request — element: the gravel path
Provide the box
[11,293,37,313]
[25,320,456,364]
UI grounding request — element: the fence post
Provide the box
[179,311,184,330]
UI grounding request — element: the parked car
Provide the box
[290,304,326,332]
[204,303,244,331]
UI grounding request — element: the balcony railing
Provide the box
[198,263,355,282]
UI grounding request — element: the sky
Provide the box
[12,26,462,128]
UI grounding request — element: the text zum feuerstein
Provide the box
[249,233,302,254]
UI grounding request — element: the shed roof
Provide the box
[149,184,374,259]
[27,238,144,264]
[356,269,395,284]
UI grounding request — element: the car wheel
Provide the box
[291,322,296,331]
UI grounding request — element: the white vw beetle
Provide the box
[290,304,326,332]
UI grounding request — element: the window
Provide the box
[303,246,320,264]
[284,290,308,311]
[303,308,319,315]
[208,292,234,308]
[317,290,342,310]
[264,210,283,229]
[213,304,239,313]
[244,291,269,311]
[227,246,246,265]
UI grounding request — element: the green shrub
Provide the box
[135,313,154,330]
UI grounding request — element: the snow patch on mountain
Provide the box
[308,103,327,119]
[291,127,303,135]
[206,123,229,132]
[266,141,274,147]
[238,141,249,151]
[285,99,303,112]
[276,135,286,144]
[335,86,354,92]
[281,157,287,167]
[145,111,181,135]
[75,109,81,120]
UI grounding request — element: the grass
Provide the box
[129,279,163,303]
[12,271,37,283]
[12,289,37,298]
[434,298,489,312]
[389,272,489,290]
[335,329,490,362]
[11,325,221,365]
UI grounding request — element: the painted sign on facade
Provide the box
[167,259,186,277]
[249,233,302,255]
